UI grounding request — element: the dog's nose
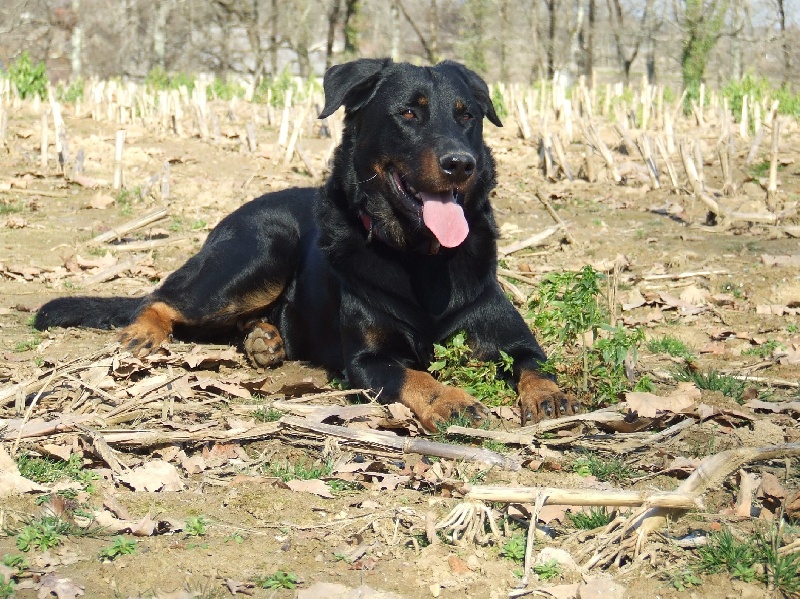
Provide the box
[439,153,475,182]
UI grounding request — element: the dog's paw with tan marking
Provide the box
[517,370,578,425]
[399,369,489,433]
[118,302,179,356]
[118,322,169,356]
[243,322,286,368]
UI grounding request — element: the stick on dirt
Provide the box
[113,129,126,189]
[534,190,576,244]
[88,208,169,244]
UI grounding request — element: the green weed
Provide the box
[57,78,84,103]
[0,580,13,599]
[0,201,22,215]
[694,524,800,595]
[722,73,800,120]
[697,527,757,580]
[429,331,516,407]
[675,366,746,402]
[499,534,526,563]
[207,77,246,101]
[8,51,48,100]
[481,439,509,454]
[255,570,299,590]
[145,67,196,93]
[13,334,41,353]
[533,559,562,581]
[742,339,783,359]
[490,84,509,120]
[15,516,71,552]
[528,266,645,408]
[571,453,636,484]
[116,186,142,216]
[265,459,332,482]
[252,407,283,423]
[98,536,137,561]
[16,453,87,484]
[646,336,695,360]
[667,568,702,591]
[185,516,208,537]
[567,507,613,530]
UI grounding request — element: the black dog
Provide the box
[35,59,575,431]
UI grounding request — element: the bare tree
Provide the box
[606,0,655,84]
[325,0,341,68]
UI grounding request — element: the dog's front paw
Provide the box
[243,322,286,368]
[420,385,489,433]
[399,370,488,433]
[518,371,578,425]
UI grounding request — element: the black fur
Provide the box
[36,59,575,428]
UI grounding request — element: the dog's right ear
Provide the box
[319,58,392,119]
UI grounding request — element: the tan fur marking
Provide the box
[215,282,284,321]
[400,369,486,432]
[118,301,184,354]
[417,95,429,106]
[455,99,465,111]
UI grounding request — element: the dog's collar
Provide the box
[359,212,441,255]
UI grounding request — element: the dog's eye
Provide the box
[401,108,418,121]
[459,112,474,123]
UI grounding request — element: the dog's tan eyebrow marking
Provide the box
[455,99,466,111]
[416,95,429,106]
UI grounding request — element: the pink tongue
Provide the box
[420,192,469,248]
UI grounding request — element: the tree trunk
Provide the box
[269,0,279,75]
[544,0,556,80]
[583,0,595,82]
[70,0,82,80]
[153,0,175,71]
[646,37,656,84]
[390,0,400,62]
[343,0,361,58]
[429,0,439,64]
[499,0,509,81]
[325,0,341,69]
[777,0,790,85]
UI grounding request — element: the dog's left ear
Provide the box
[319,58,392,119]
[437,61,502,127]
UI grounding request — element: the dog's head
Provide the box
[320,59,501,252]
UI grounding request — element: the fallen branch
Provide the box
[280,415,520,470]
[88,208,169,245]
[498,225,562,256]
[464,485,700,510]
[534,190,576,244]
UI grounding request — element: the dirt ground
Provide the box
[0,97,799,599]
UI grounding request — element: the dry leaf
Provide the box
[625,382,700,417]
[117,460,185,492]
[578,578,626,599]
[224,579,255,595]
[541,584,580,599]
[89,192,115,209]
[761,254,800,267]
[285,479,333,498]
[757,472,788,513]
[448,555,472,575]
[37,573,84,599]
[537,504,568,524]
